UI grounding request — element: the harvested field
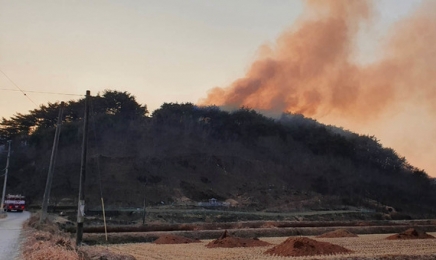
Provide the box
[83,225,436,245]
[100,233,436,259]
[81,218,436,245]
[316,229,358,238]
[79,219,436,234]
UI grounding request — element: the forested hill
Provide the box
[1,90,435,217]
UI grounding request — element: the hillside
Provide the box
[1,90,435,218]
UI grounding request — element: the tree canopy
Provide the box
[0,90,147,144]
[1,96,434,217]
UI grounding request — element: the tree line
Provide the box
[0,90,434,217]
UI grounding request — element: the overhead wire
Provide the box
[0,68,38,106]
[0,88,83,97]
[0,69,84,114]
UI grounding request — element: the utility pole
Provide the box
[142,182,146,225]
[0,140,12,211]
[41,102,64,223]
[76,90,90,246]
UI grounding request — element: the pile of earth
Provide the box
[386,228,435,240]
[264,237,352,257]
[153,234,200,244]
[316,229,358,238]
[206,230,271,248]
[80,247,136,260]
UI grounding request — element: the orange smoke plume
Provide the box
[201,0,435,118]
[200,0,436,175]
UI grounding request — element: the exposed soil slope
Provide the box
[386,228,435,240]
[206,230,270,248]
[316,229,358,238]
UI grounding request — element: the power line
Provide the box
[0,68,38,106]
[0,88,83,97]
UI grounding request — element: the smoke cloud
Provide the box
[200,0,436,176]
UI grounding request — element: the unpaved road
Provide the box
[0,211,30,260]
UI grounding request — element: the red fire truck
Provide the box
[3,194,25,212]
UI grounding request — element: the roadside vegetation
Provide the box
[21,213,135,260]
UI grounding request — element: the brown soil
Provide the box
[79,247,136,260]
[206,230,271,248]
[264,237,352,257]
[386,228,435,240]
[316,229,358,238]
[153,234,200,244]
[261,222,278,228]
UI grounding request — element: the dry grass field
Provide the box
[100,233,436,260]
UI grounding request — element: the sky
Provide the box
[1,0,433,176]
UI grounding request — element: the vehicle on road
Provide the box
[3,194,25,212]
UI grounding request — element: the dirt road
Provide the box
[0,211,30,260]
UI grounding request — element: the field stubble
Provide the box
[102,233,436,260]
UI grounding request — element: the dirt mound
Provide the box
[261,221,277,228]
[386,228,435,240]
[265,237,352,257]
[154,234,200,244]
[316,229,358,238]
[206,230,271,248]
[79,247,136,260]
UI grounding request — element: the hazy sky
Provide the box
[0,0,307,117]
[1,1,432,175]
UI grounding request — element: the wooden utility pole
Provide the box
[0,140,12,211]
[142,184,146,225]
[76,90,90,246]
[41,102,64,223]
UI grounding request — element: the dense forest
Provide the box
[1,90,435,218]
